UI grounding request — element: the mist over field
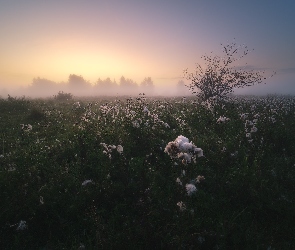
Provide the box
[0,75,192,98]
[0,75,294,98]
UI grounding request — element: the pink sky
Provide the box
[1,0,294,95]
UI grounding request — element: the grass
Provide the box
[0,94,295,249]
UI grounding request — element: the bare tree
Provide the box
[184,42,275,102]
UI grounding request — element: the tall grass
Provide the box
[0,95,294,249]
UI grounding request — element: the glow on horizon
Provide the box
[1,1,294,94]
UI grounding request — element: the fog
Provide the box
[0,75,192,99]
[0,74,294,99]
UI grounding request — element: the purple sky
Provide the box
[0,0,294,95]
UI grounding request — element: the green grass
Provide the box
[0,95,295,249]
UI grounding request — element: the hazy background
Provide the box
[0,0,294,97]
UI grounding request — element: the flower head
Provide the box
[177,201,186,211]
[185,183,197,196]
[117,145,123,154]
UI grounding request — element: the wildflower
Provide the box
[163,123,170,128]
[82,180,93,186]
[246,133,251,138]
[143,106,149,113]
[20,124,32,131]
[185,183,197,196]
[240,113,248,120]
[217,116,230,123]
[117,145,123,154]
[16,220,27,231]
[164,135,203,163]
[177,201,186,211]
[245,120,253,126]
[132,120,140,128]
[196,175,205,183]
[251,126,258,133]
[164,141,180,158]
[178,152,192,164]
[194,147,203,157]
[176,177,182,186]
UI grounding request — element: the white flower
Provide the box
[194,148,204,157]
[176,177,182,186]
[117,145,123,154]
[165,135,203,163]
[177,201,186,211]
[163,123,170,128]
[132,120,140,128]
[240,113,248,120]
[196,175,205,183]
[143,106,149,113]
[217,116,230,123]
[16,220,28,231]
[185,183,197,196]
[109,145,117,150]
[175,135,189,145]
[178,152,192,163]
[251,126,258,133]
[82,180,93,186]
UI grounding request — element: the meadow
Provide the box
[0,94,295,249]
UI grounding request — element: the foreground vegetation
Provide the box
[1,94,295,249]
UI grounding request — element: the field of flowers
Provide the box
[1,94,295,249]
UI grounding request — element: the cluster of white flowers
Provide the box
[240,113,248,120]
[100,143,123,159]
[196,175,205,183]
[216,116,230,123]
[177,201,186,211]
[20,124,32,131]
[73,101,81,109]
[164,135,203,164]
[244,118,258,143]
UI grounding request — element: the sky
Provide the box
[0,0,295,96]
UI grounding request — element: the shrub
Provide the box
[184,41,275,103]
[54,91,73,101]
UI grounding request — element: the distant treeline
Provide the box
[7,74,190,97]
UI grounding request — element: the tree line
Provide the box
[27,75,156,96]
